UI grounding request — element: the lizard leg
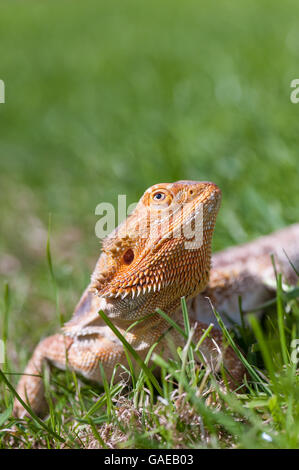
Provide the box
[13,324,246,418]
[192,322,247,388]
[165,319,247,388]
[13,334,68,418]
[13,333,124,418]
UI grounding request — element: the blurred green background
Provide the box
[0,0,298,359]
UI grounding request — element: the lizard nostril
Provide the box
[123,249,134,265]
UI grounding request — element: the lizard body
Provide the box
[13,181,299,417]
[190,222,299,326]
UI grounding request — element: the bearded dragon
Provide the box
[13,181,299,417]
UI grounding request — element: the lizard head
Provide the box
[91,180,221,321]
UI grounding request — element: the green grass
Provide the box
[1,276,298,448]
[0,0,299,448]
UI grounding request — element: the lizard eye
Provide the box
[152,191,166,201]
[123,249,134,265]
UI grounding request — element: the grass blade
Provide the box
[46,214,63,328]
[248,315,275,384]
[211,301,271,394]
[98,310,163,396]
[276,274,289,365]
[0,368,65,443]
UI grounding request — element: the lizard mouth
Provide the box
[102,288,152,320]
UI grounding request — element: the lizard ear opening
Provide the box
[123,248,134,265]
